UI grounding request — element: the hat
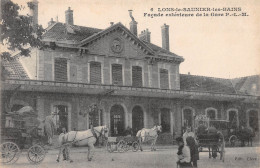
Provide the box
[176,137,183,142]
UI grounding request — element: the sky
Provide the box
[13,0,260,79]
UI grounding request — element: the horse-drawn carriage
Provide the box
[194,115,225,162]
[0,106,46,164]
[106,136,139,153]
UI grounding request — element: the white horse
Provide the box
[57,125,109,162]
[136,125,162,151]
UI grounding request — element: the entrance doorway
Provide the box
[53,105,68,134]
[249,110,259,131]
[132,106,144,135]
[161,108,170,133]
[110,105,125,136]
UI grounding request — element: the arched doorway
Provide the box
[132,106,144,135]
[183,108,194,130]
[161,108,170,133]
[248,110,259,132]
[110,104,125,136]
[53,105,68,134]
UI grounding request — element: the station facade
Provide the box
[2,1,259,142]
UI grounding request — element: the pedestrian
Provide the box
[44,111,57,145]
[183,127,197,146]
[176,137,192,168]
[57,127,73,163]
[186,136,199,167]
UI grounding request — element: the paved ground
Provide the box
[1,145,260,168]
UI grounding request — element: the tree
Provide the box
[0,0,44,79]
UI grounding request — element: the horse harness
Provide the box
[62,127,103,145]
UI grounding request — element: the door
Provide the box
[132,106,144,135]
[110,105,125,136]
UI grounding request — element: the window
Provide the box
[54,58,67,82]
[207,110,216,120]
[90,62,101,84]
[112,64,123,85]
[132,66,142,87]
[160,68,169,89]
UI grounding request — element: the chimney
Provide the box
[48,18,55,26]
[29,0,38,26]
[110,22,114,26]
[65,7,74,25]
[161,23,169,51]
[139,29,151,43]
[128,10,137,36]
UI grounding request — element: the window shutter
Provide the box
[132,66,142,87]
[54,58,67,82]
[90,62,101,84]
[112,64,123,85]
[160,69,169,89]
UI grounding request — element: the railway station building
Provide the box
[1,1,259,143]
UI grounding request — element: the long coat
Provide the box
[186,136,199,162]
[44,115,56,138]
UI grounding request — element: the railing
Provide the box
[2,79,259,100]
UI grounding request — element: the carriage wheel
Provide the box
[27,145,45,164]
[117,140,126,153]
[132,141,139,152]
[0,142,21,164]
[106,142,113,153]
[229,135,238,147]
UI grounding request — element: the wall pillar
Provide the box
[170,110,174,134]
[175,102,182,137]
[36,96,45,121]
[158,111,161,125]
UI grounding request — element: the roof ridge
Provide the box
[180,74,230,80]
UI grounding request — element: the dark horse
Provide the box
[237,126,255,147]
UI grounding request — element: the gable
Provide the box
[79,23,154,56]
[82,30,150,59]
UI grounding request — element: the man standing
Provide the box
[44,112,57,145]
[183,127,199,167]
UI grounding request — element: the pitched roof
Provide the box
[142,40,183,58]
[231,75,260,96]
[2,59,29,79]
[42,22,182,59]
[180,74,237,94]
[42,22,102,43]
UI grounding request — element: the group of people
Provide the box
[176,127,199,168]
[176,122,220,168]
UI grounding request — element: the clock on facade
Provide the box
[111,38,123,53]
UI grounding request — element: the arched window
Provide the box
[90,62,101,84]
[205,108,217,120]
[227,109,239,129]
